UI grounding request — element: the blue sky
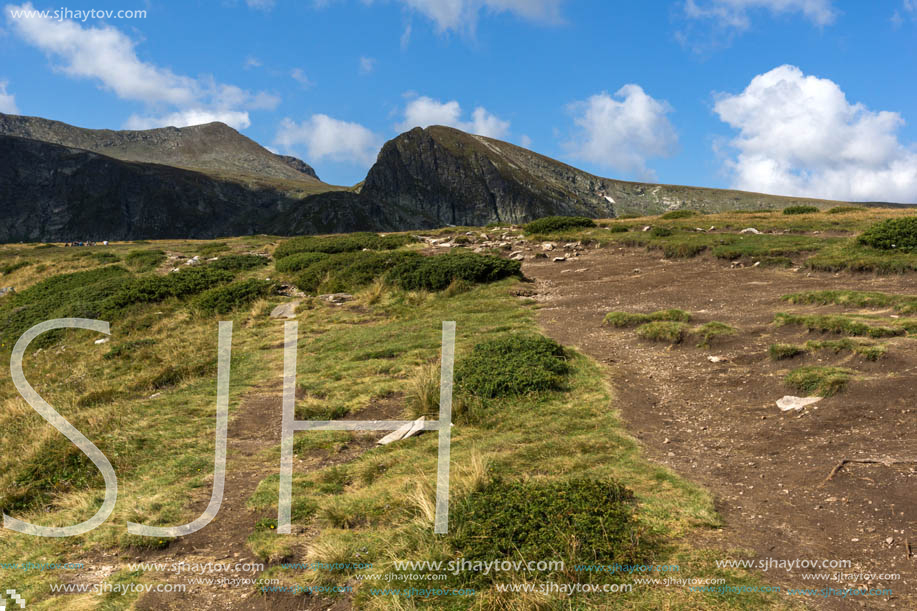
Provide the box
[1,1,915,202]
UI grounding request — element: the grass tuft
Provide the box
[785,366,853,397]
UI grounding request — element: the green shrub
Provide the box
[1,260,30,275]
[387,252,522,292]
[209,254,269,272]
[0,266,132,346]
[450,478,640,584]
[603,309,691,327]
[124,249,166,272]
[857,217,917,251]
[804,339,887,361]
[774,312,904,338]
[785,366,853,396]
[92,252,120,264]
[783,206,820,215]
[694,321,737,348]
[660,210,698,219]
[827,206,865,214]
[275,252,328,273]
[769,343,804,360]
[274,232,415,259]
[608,225,629,233]
[635,321,689,343]
[295,251,421,295]
[454,334,569,398]
[649,226,673,237]
[523,216,596,234]
[103,267,236,312]
[194,279,273,315]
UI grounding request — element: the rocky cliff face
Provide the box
[0,113,321,185]
[0,136,378,242]
[357,126,848,225]
[0,118,883,243]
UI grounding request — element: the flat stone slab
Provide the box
[270,300,302,319]
[776,396,822,411]
[378,416,426,445]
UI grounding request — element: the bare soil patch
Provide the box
[527,247,916,610]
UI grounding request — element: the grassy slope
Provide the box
[10,207,917,607]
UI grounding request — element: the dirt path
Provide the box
[527,246,916,610]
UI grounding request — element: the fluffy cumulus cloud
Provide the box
[274,115,381,166]
[397,96,510,139]
[564,85,678,180]
[684,0,837,29]
[0,81,18,113]
[713,65,917,203]
[388,0,564,32]
[5,2,279,130]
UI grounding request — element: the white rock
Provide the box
[270,300,302,319]
[552,256,566,262]
[707,356,727,363]
[642,226,652,232]
[776,396,822,411]
[541,242,555,251]
[740,228,762,235]
[94,338,110,345]
[378,417,426,445]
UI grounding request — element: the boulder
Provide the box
[320,293,353,305]
[270,300,302,319]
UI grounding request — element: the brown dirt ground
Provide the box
[527,246,916,610]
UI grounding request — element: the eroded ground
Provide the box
[527,246,916,610]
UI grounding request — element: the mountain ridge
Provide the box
[0,115,910,242]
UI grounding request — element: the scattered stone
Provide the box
[695,227,705,232]
[149,393,162,399]
[574,268,589,273]
[319,293,353,305]
[0,287,14,297]
[707,356,727,363]
[632,268,641,274]
[552,256,566,262]
[509,252,525,261]
[94,338,110,345]
[740,228,762,235]
[776,396,822,411]
[277,284,306,298]
[185,255,202,266]
[541,242,555,251]
[533,252,547,259]
[752,261,761,267]
[642,226,652,232]
[207,257,219,261]
[270,300,302,319]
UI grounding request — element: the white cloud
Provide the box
[290,68,313,88]
[5,2,278,129]
[275,115,381,165]
[243,56,263,69]
[0,80,18,113]
[125,109,253,131]
[563,85,678,180]
[713,64,917,203]
[519,134,532,149]
[684,0,837,30]
[359,56,376,74]
[397,96,510,139]
[394,0,564,32]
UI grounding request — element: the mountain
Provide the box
[355,126,856,226]
[0,135,385,242]
[0,112,324,188]
[0,115,898,242]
